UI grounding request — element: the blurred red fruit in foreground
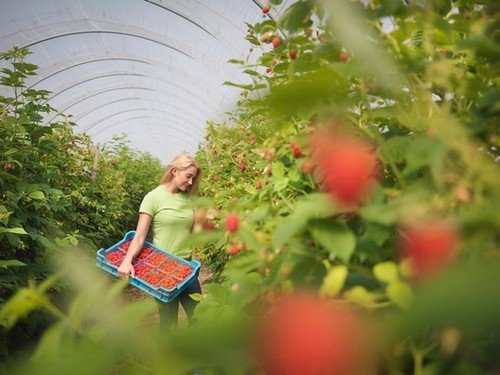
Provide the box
[339,53,349,62]
[225,214,239,232]
[289,50,297,60]
[401,221,459,279]
[256,293,373,375]
[310,130,378,206]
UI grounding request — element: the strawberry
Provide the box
[225,214,239,232]
[249,135,256,144]
[310,130,378,206]
[239,162,247,172]
[339,53,349,62]
[400,221,459,279]
[262,3,270,14]
[272,37,281,49]
[289,50,297,60]
[3,163,13,171]
[255,292,374,375]
[255,181,263,189]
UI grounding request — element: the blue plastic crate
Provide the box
[96,230,201,303]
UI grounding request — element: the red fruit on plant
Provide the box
[255,181,263,189]
[289,50,297,60]
[311,130,378,206]
[301,160,316,174]
[339,53,349,62]
[249,135,256,144]
[3,163,13,171]
[290,141,303,158]
[225,214,239,232]
[262,3,270,14]
[262,148,276,160]
[255,292,374,375]
[272,37,281,49]
[400,221,459,279]
[202,220,216,231]
[239,162,247,172]
[226,243,241,255]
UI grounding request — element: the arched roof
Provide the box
[0,0,294,163]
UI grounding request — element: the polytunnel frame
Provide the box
[0,0,296,162]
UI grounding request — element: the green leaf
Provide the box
[274,177,289,192]
[189,293,204,302]
[344,286,377,308]
[320,265,348,297]
[272,193,335,247]
[28,191,45,200]
[0,227,28,235]
[0,259,27,268]
[227,59,244,65]
[387,280,414,310]
[404,136,447,185]
[309,219,355,263]
[177,231,224,249]
[223,81,254,90]
[271,161,285,179]
[373,261,399,283]
[280,1,312,32]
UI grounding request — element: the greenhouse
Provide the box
[0,0,499,374]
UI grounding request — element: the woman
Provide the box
[118,152,202,328]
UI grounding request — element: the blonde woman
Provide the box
[118,152,202,328]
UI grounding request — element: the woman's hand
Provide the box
[118,259,135,279]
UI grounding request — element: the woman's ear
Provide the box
[171,167,177,176]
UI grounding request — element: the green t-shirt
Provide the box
[139,186,194,259]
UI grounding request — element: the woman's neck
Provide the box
[162,181,180,194]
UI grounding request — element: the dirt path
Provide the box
[119,262,213,327]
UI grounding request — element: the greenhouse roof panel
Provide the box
[0,0,293,163]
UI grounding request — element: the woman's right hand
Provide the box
[118,260,135,279]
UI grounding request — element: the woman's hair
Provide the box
[160,152,202,195]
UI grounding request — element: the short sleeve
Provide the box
[139,191,156,216]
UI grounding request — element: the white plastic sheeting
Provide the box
[0,0,294,163]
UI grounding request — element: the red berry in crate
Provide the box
[225,214,239,232]
[310,130,378,207]
[173,265,192,280]
[142,270,164,286]
[119,241,131,252]
[158,258,178,273]
[106,251,125,266]
[400,221,459,279]
[262,3,270,14]
[256,292,374,375]
[147,251,167,267]
[137,246,154,260]
[159,276,179,290]
[134,263,152,278]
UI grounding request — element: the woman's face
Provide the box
[173,165,198,191]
